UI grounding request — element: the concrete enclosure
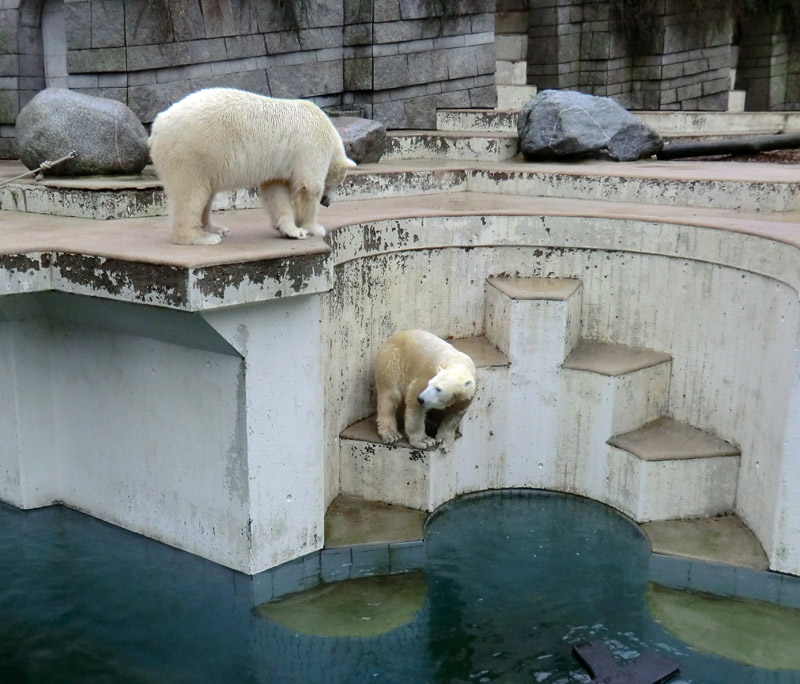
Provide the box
[2,191,799,577]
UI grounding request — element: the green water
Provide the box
[1,492,799,683]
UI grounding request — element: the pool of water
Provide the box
[1,491,798,683]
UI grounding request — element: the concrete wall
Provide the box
[321,215,800,576]
[0,0,495,157]
[1,212,800,576]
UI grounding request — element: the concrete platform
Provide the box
[642,515,769,570]
[609,417,741,461]
[563,341,672,377]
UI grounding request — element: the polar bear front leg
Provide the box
[435,410,465,453]
[404,399,437,449]
[170,184,222,246]
[293,183,326,237]
[259,182,309,239]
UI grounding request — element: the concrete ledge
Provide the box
[609,417,741,462]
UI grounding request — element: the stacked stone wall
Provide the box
[526,0,733,111]
[0,0,494,158]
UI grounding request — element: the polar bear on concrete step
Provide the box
[375,329,478,453]
[148,87,356,245]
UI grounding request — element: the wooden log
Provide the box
[657,131,800,160]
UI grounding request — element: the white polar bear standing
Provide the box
[148,87,356,245]
[374,329,478,453]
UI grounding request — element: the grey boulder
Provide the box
[518,90,663,162]
[15,88,150,175]
[332,116,386,164]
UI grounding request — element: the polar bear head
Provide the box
[417,365,477,410]
[321,156,357,207]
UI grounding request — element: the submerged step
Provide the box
[324,494,426,547]
[642,514,768,570]
[563,341,672,377]
[608,417,740,461]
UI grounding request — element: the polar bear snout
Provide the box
[418,383,448,410]
[320,195,331,207]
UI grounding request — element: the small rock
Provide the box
[15,88,150,175]
[332,116,386,164]
[517,90,662,162]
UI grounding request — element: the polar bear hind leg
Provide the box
[169,179,222,246]
[259,181,309,240]
[201,200,230,237]
[376,388,403,444]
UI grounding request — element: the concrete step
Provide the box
[633,110,800,137]
[466,163,800,212]
[496,84,537,110]
[383,130,519,162]
[338,335,509,511]
[484,277,584,490]
[606,417,741,522]
[559,342,673,500]
[437,108,800,140]
[436,108,518,133]
[495,59,527,86]
[563,340,673,378]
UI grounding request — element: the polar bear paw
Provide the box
[276,217,310,240]
[205,222,231,237]
[307,223,327,237]
[174,232,222,246]
[409,434,437,449]
[379,430,402,445]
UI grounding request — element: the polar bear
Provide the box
[148,87,356,245]
[374,329,478,453]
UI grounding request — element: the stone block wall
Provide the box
[344,0,496,129]
[0,0,495,158]
[737,12,800,111]
[526,0,733,110]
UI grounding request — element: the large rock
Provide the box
[332,116,386,164]
[517,90,663,162]
[15,88,150,175]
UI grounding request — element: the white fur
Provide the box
[374,329,478,452]
[148,87,356,245]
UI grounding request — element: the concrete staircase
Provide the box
[338,276,740,523]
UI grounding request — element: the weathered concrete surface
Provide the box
[2,157,800,579]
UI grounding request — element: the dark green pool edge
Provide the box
[254,489,800,612]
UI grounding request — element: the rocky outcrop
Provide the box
[15,88,150,175]
[518,90,663,162]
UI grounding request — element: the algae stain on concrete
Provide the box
[647,583,800,671]
[255,572,427,638]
